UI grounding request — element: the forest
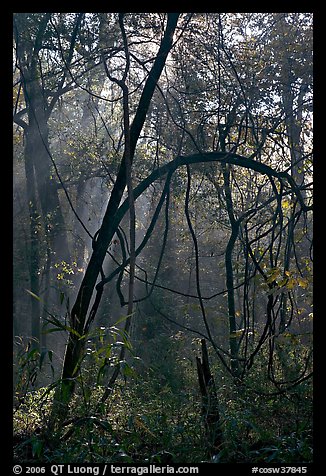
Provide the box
[13,12,313,468]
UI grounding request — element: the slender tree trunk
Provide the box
[52,14,180,418]
[277,78,307,378]
[221,163,240,377]
[24,111,71,353]
[26,113,71,264]
[196,339,222,455]
[24,134,42,350]
[18,25,71,351]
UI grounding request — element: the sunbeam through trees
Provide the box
[13,12,313,466]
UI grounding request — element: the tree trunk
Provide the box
[196,339,222,455]
[24,135,42,350]
[16,13,71,351]
[52,14,180,418]
[222,162,240,377]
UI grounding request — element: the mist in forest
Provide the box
[13,12,313,467]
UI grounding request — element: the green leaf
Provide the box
[121,361,136,378]
[42,327,65,335]
[25,289,41,301]
[83,387,91,403]
[43,315,82,338]
[31,437,43,458]
[26,348,39,361]
[113,313,135,326]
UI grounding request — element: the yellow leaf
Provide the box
[230,329,244,338]
[267,268,281,284]
[286,278,295,290]
[278,278,288,287]
[134,417,156,438]
[297,277,308,289]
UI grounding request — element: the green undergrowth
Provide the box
[13,369,313,464]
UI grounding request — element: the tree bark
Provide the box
[55,13,180,411]
[196,339,222,454]
[15,12,71,350]
[24,134,41,349]
[222,163,241,377]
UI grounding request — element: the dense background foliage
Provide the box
[13,12,313,465]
